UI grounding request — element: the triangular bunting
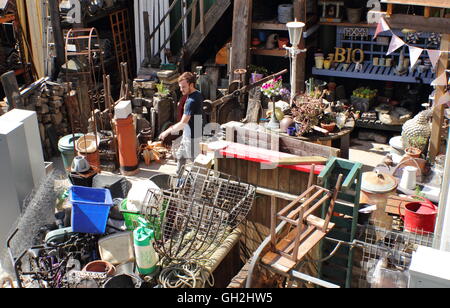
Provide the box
[387,34,405,55]
[437,92,450,106]
[373,17,390,39]
[427,49,441,69]
[431,71,448,86]
[408,45,423,68]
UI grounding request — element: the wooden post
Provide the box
[48,0,65,77]
[1,71,24,109]
[200,0,205,35]
[429,34,449,161]
[270,195,277,250]
[294,0,306,93]
[191,0,197,34]
[230,0,253,83]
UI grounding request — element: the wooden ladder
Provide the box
[317,157,363,288]
[261,167,344,274]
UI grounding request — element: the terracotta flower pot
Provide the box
[321,122,336,132]
[83,260,116,277]
[405,147,422,158]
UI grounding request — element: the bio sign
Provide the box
[334,47,365,64]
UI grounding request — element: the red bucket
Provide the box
[400,197,437,233]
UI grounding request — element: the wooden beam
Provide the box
[429,34,449,161]
[381,0,450,9]
[230,0,253,82]
[294,0,307,93]
[385,14,450,34]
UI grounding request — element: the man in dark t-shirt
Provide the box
[159,72,204,175]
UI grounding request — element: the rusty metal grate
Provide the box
[143,165,256,262]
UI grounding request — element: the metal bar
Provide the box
[291,270,341,288]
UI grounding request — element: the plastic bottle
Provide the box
[133,217,159,275]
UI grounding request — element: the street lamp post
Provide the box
[285,20,306,106]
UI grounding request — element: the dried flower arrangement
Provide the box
[291,95,327,136]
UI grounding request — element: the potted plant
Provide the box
[261,76,284,129]
[405,147,422,159]
[249,64,268,83]
[291,97,324,136]
[320,112,337,132]
[156,82,170,98]
[405,136,428,158]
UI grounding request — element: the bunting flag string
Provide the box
[408,45,424,68]
[387,34,405,55]
[373,17,450,73]
[431,71,448,86]
[427,49,441,69]
[373,17,390,39]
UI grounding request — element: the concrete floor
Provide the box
[348,138,391,172]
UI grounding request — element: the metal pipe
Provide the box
[433,110,450,251]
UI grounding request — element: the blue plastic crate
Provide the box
[69,186,113,234]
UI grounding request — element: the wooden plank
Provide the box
[262,227,332,273]
[250,48,287,57]
[381,0,450,9]
[273,156,328,165]
[429,34,449,160]
[252,21,287,31]
[385,14,450,34]
[230,0,253,82]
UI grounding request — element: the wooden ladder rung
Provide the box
[286,188,326,220]
[277,185,318,216]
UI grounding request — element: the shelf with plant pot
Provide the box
[250,48,288,57]
[355,118,403,132]
[312,25,437,83]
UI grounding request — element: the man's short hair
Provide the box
[178,72,197,85]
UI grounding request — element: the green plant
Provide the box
[407,136,428,149]
[414,185,425,199]
[249,64,268,75]
[320,112,336,124]
[156,82,170,97]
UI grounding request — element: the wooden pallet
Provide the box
[313,61,435,84]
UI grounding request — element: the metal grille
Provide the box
[143,166,256,262]
[355,223,436,288]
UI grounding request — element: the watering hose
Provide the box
[158,261,214,288]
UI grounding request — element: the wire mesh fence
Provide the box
[354,221,437,288]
